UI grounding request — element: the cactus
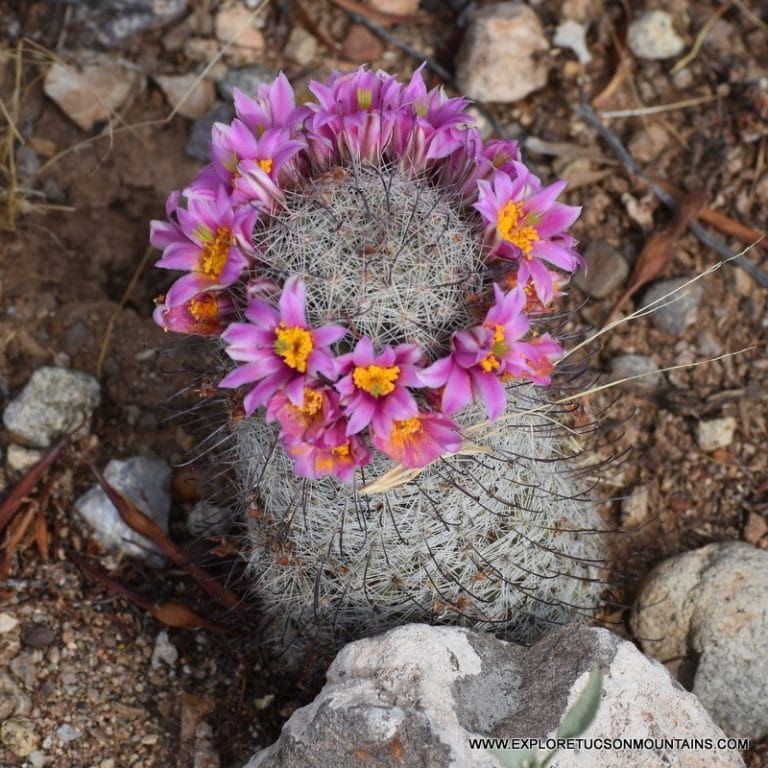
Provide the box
[151,67,606,651]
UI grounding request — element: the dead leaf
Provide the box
[603,188,708,327]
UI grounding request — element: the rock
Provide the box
[186,102,234,162]
[21,623,56,650]
[43,54,141,132]
[151,630,178,669]
[640,278,704,335]
[621,486,649,528]
[366,0,419,13]
[632,542,768,740]
[73,0,188,47]
[6,444,43,474]
[628,11,685,60]
[627,123,671,164]
[217,65,278,101]
[697,417,737,452]
[0,613,19,634]
[456,3,549,103]
[186,500,230,537]
[554,19,591,65]
[214,5,265,49]
[342,25,384,63]
[572,241,628,298]
[28,751,46,768]
[0,671,32,720]
[55,724,82,743]
[74,456,171,564]
[183,36,220,63]
[154,73,216,120]
[609,354,663,390]
[3,367,101,448]
[246,623,744,768]
[0,717,39,758]
[283,27,318,67]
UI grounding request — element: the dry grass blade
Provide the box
[0,504,37,578]
[602,188,708,327]
[91,466,244,612]
[69,551,233,633]
[0,435,68,534]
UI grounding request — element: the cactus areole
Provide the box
[152,67,605,648]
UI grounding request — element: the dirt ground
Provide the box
[1,0,767,766]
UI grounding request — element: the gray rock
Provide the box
[217,65,278,101]
[246,623,744,768]
[697,417,736,452]
[73,0,188,47]
[609,354,663,390]
[553,19,591,65]
[456,3,550,103]
[628,11,685,60]
[74,456,171,564]
[0,671,32,720]
[55,724,82,743]
[573,241,629,298]
[640,278,703,335]
[186,102,234,162]
[3,367,101,448]
[632,542,768,740]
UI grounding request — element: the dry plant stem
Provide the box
[670,0,734,76]
[579,101,768,289]
[68,551,233,633]
[92,466,245,613]
[656,178,768,253]
[0,435,68,533]
[599,94,718,119]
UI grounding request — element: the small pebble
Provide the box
[6,445,43,474]
[55,723,82,743]
[640,278,704,336]
[553,19,591,65]
[217,64,277,101]
[154,73,216,120]
[151,631,179,670]
[21,623,56,650]
[0,612,19,634]
[628,11,685,60]
[609,354,663,390]
[621,486,650,528]
[283,26,318,67]
[28,751,46,768]
[185,102,234,162]
[697,417,737,452]
[572,241,628,298]
[214,5,265,49]
[0,717,39,757]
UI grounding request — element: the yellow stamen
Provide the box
[356,88,372,109]
[199,226,233,280]
[273,324,314,372]
[389,418,423,448]
[479,354,501,373]
[258,158,273,174]
[353,364,400,397]
[497,200,540,257]
[316,442,352,472]
[188,294,219,322]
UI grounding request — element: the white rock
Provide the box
[6,445,43,474]
[609,354,663,390]
[554,19,591,65]
[44,53,140,132]
[215,4,265,49]
[283,26,318,67]
[154,73,216,119]
[628,11,685,60]
[456,2,550,103]
[3,367,101,448]
[246,624,744,767]
[697,417,736,452]
[28,751,45,768]
[632,542,768,740]
[74,456,171,564]
[0,612,19,634]
[151,630,178,669]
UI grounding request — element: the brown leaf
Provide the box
[0,435,67,534]
[91,466,244,613]
[34,507,50,563]
[0,504,37,578]
[603,188,708,327]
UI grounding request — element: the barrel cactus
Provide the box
[151,67,606,651]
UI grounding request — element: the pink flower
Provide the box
[420,285,563,419]
[219,277,347,415]
[232,72,306,136]
[474,166,582,305]
[335,338,424,435]
[287,420,371,482]
[150,185,257,302]
[153,290,234,336]
[266,384,341,444]
[371,411,462,469]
